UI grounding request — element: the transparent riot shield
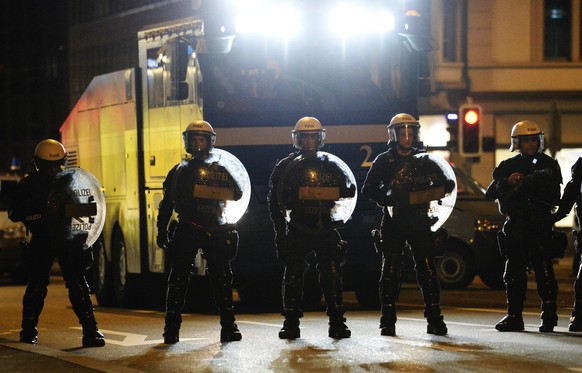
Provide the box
[45,168,105,246]
[277,151,357,231]
[388,153,456,231]
[174,149,251,226]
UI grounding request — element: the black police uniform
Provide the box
[362,144,452,336]
[9,170,105,347]
[268,151,355,339]
[157,154,243,343]
[486,151,562,332]
[553,157,582,331]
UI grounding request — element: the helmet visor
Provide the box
[293,130,325,150]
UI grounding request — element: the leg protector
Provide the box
[317,259,345,320]
[67,279,105,347]
[415,256,447,335]
[379,253,402,311]
[20,284,48,344]
[68,279,97,325]
[504,258,527,315]
[534,258,558,332]
[415,256,442,318]
[207,264,236,321]
[379,249,402,337]
[163,313,182,344]
[281,260,307,319]
[165,269,191,315]
[207,262,241,342]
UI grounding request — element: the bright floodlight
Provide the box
[328,4,395,35]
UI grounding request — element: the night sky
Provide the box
[0,1,68,174]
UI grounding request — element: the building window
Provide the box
[544,0,572,61]
[442,0,461,62]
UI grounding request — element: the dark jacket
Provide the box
[486,152,562,217]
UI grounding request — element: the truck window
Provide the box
[147,39,198,107]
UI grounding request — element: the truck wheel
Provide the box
[437,243,476,289]
[91,237,115,306]
[111,229,137,307]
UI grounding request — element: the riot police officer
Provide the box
[552,157,582,331]
[8,139,105,347]
[362,113,455,337]
[268,117,356,339]
[157,121,244,344]
[486,120,562,332]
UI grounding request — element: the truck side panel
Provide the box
[61,69,143,274]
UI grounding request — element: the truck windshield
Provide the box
[200,34,402,126]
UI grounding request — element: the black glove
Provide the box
[444,179,456,193]
[157,230,169,249]
[344,184,356,198]
[233,187,243,201]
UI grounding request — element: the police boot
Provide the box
[278,317,300,340]
[426,314,448,336]
[19,319,38,345]
[539,303,558,333]
[569,311,582,332]
[379,305,397,337]
[328,317,351,339]
[163,313,181,344]
[423,301,447,335]
[495,314,524,332]
[82,319,105,347]
[220,322,242,342]
[220,312,242,342]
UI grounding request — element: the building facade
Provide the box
[429,0,582,195]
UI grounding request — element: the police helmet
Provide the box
[509,120,544,153]
[33,139,67,170]
[182,120,217,155]
[387,113,421,144]
[292,117,326,151]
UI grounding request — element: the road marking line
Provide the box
[236,321,283,327]
[70,327,207,346]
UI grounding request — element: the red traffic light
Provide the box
[459,105,482,157]
[463,109,479,126]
